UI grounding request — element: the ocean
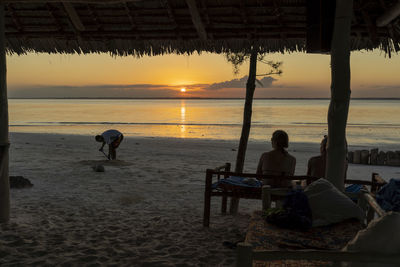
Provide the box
[8,98,400,145]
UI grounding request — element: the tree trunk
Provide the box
[229,48,258,214]
[0,4,10,223]
[326,0,353,191]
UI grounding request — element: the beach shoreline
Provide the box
[1,132,399,266]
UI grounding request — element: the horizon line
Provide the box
[8,97,400,100]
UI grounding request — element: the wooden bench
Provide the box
[203,163,318,227]
[203,164,387,228]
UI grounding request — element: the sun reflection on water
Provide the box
[180,100,186,138]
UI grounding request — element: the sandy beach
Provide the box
[1,132,399,266]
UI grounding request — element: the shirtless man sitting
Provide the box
[307,135,328,178]
[307,135,348,179]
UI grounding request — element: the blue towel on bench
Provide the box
[376,178,400,212]
[345,184,364,202]
[212,176,262,189]
[345,184,363,193]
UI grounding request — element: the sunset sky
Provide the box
[7,49,400,98]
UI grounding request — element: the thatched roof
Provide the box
[2,0,400,56]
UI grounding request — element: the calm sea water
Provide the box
[8,99,400,145]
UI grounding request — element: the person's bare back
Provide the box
[307,155,326,178]
[258,150,296,176]
[256,130,296,187]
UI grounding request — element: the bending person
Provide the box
[95,129,124,160]
[257,130,296,187]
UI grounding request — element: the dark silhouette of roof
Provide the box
[2,0,400,56]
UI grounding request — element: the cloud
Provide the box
[8,84,181,98]
[205,76,277,90]
[8,76,279,98]
[352,84,400,98]
[13,78,400,99]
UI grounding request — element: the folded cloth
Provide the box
[376,178,400,212]
[345,184,364,202]
[212,176,262,189]
[345,184,363,193]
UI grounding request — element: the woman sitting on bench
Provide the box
[256,130,296,187]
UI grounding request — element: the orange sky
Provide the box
[6,49,400,98]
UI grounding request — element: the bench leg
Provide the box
[221,196,227,214]
[236,243,253,267]
[229,197,240,214]
[203,170,212,227]
[203,192,211,227]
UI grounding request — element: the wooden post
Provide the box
[236,243,253,267]
[203,169,212,227]
[221,162,230,214]
[0,4,10,223]
[326,0,353,191]
[231,48,258,214]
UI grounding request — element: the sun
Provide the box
[180,87,186,93]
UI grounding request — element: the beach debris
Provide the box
[9,176,33,189]
[347,151,354,163]
[387,151,400,166]
[370,148,379,165]
[353,150,361,164]
[360,150,370,164]
[92,164,105,172]
[378,151,386,165]
[349,149,400,166]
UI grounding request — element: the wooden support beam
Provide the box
[86,4,102,31]
[199,0,213,39]
[63,2,85,31]
[361,9,377,43]
[160,0,181,40]
[306,0,336,53]
[185,0,207,40]
[376,1,400,27]
[326,0,353,191]
[272,0,287,40]
[239,0,251,39]
[123,2,135,30]
[46,3,64,32]
[7,4,23,32]
[122,3,139,39]
[0,3,10,223]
